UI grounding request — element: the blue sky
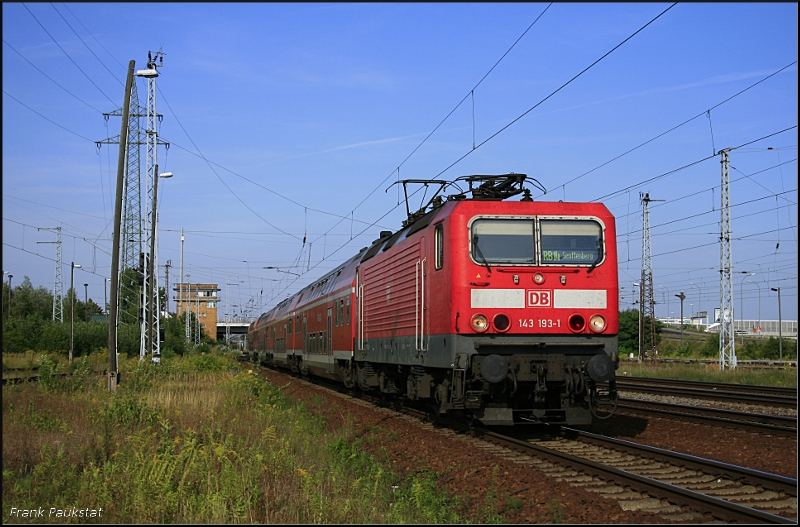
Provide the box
[3,2,797,323]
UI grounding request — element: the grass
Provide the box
[2,350,468,524]
[618,361,797,388]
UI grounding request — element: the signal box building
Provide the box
[174,283,221,340]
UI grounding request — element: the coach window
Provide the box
[288,317,293,335]
[345,297,351,325]
[470,219,535,264]
[539,219,603,265]
[434,223,444,270]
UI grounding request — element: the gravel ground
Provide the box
[581,411,797,478]
[618,390,798,418]
[262,368,714,524]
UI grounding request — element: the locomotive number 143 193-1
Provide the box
[519,318,561,328]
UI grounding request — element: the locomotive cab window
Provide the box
[539,219,603,265]
[434,223,444,270]
[470,219,535,264]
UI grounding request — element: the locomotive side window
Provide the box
[471,219,535,264]
[539,219,602,265]
[434,223,444,270]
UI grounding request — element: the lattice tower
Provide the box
[37,227,63,322]
[719,149,736,369]
[97,79,144,327]
[140,50,167,361]
[185,275,192,343]
[640,193,660,359]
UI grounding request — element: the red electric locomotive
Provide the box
[247,174,619,425]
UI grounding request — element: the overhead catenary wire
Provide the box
[2,39,105,114]
[271,3,675,284]
[2,90,95,142]
[430,3,678,182]
[294,4,555,262]
[613,157,798,223]
[48,3,123,86]
[6,5,795,316]
[552,61,797,198]
[21,2,117,106]
[592,126,797,203]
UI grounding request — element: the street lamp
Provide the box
[70,263,82,364]
[6,273,12,321]
[227,280,241,344]
[748,280,761,336]
[675,292,686,347]
[770,287,782,360]
[105,278,111,315]
[148,170,173,363]
[633,282,641,360]
[739,272,755,342]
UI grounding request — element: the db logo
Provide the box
[527,290,551,307]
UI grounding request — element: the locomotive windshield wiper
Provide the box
[472,235,492,276]
[587,242,602,273]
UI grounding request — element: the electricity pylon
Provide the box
[96,76,144,328]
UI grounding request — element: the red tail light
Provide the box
[568,314,585,332]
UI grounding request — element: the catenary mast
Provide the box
[719,149,736,369]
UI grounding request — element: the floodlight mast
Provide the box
[136,50,167,362]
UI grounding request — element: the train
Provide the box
[246,174,619,425]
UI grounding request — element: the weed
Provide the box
[36,352,63,392]
[547,497,565,523]
[3,350,469,523]
[26,402,67,432]
[478,464,504,523]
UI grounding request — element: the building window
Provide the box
[207,301,215,308]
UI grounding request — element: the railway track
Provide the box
[616,377,798,408]
[262,364,797,523]
[389,398,798,523]
[614,398,798,437]
[620,376,797,397]
[490,426,798,523]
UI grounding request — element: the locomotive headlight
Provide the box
[471,314,489,332]
[533,273,545,284]
[589,315,606,332]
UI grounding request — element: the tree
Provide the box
[618,308,663,358]
[618,309,639,357]
[6,276,53,321]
